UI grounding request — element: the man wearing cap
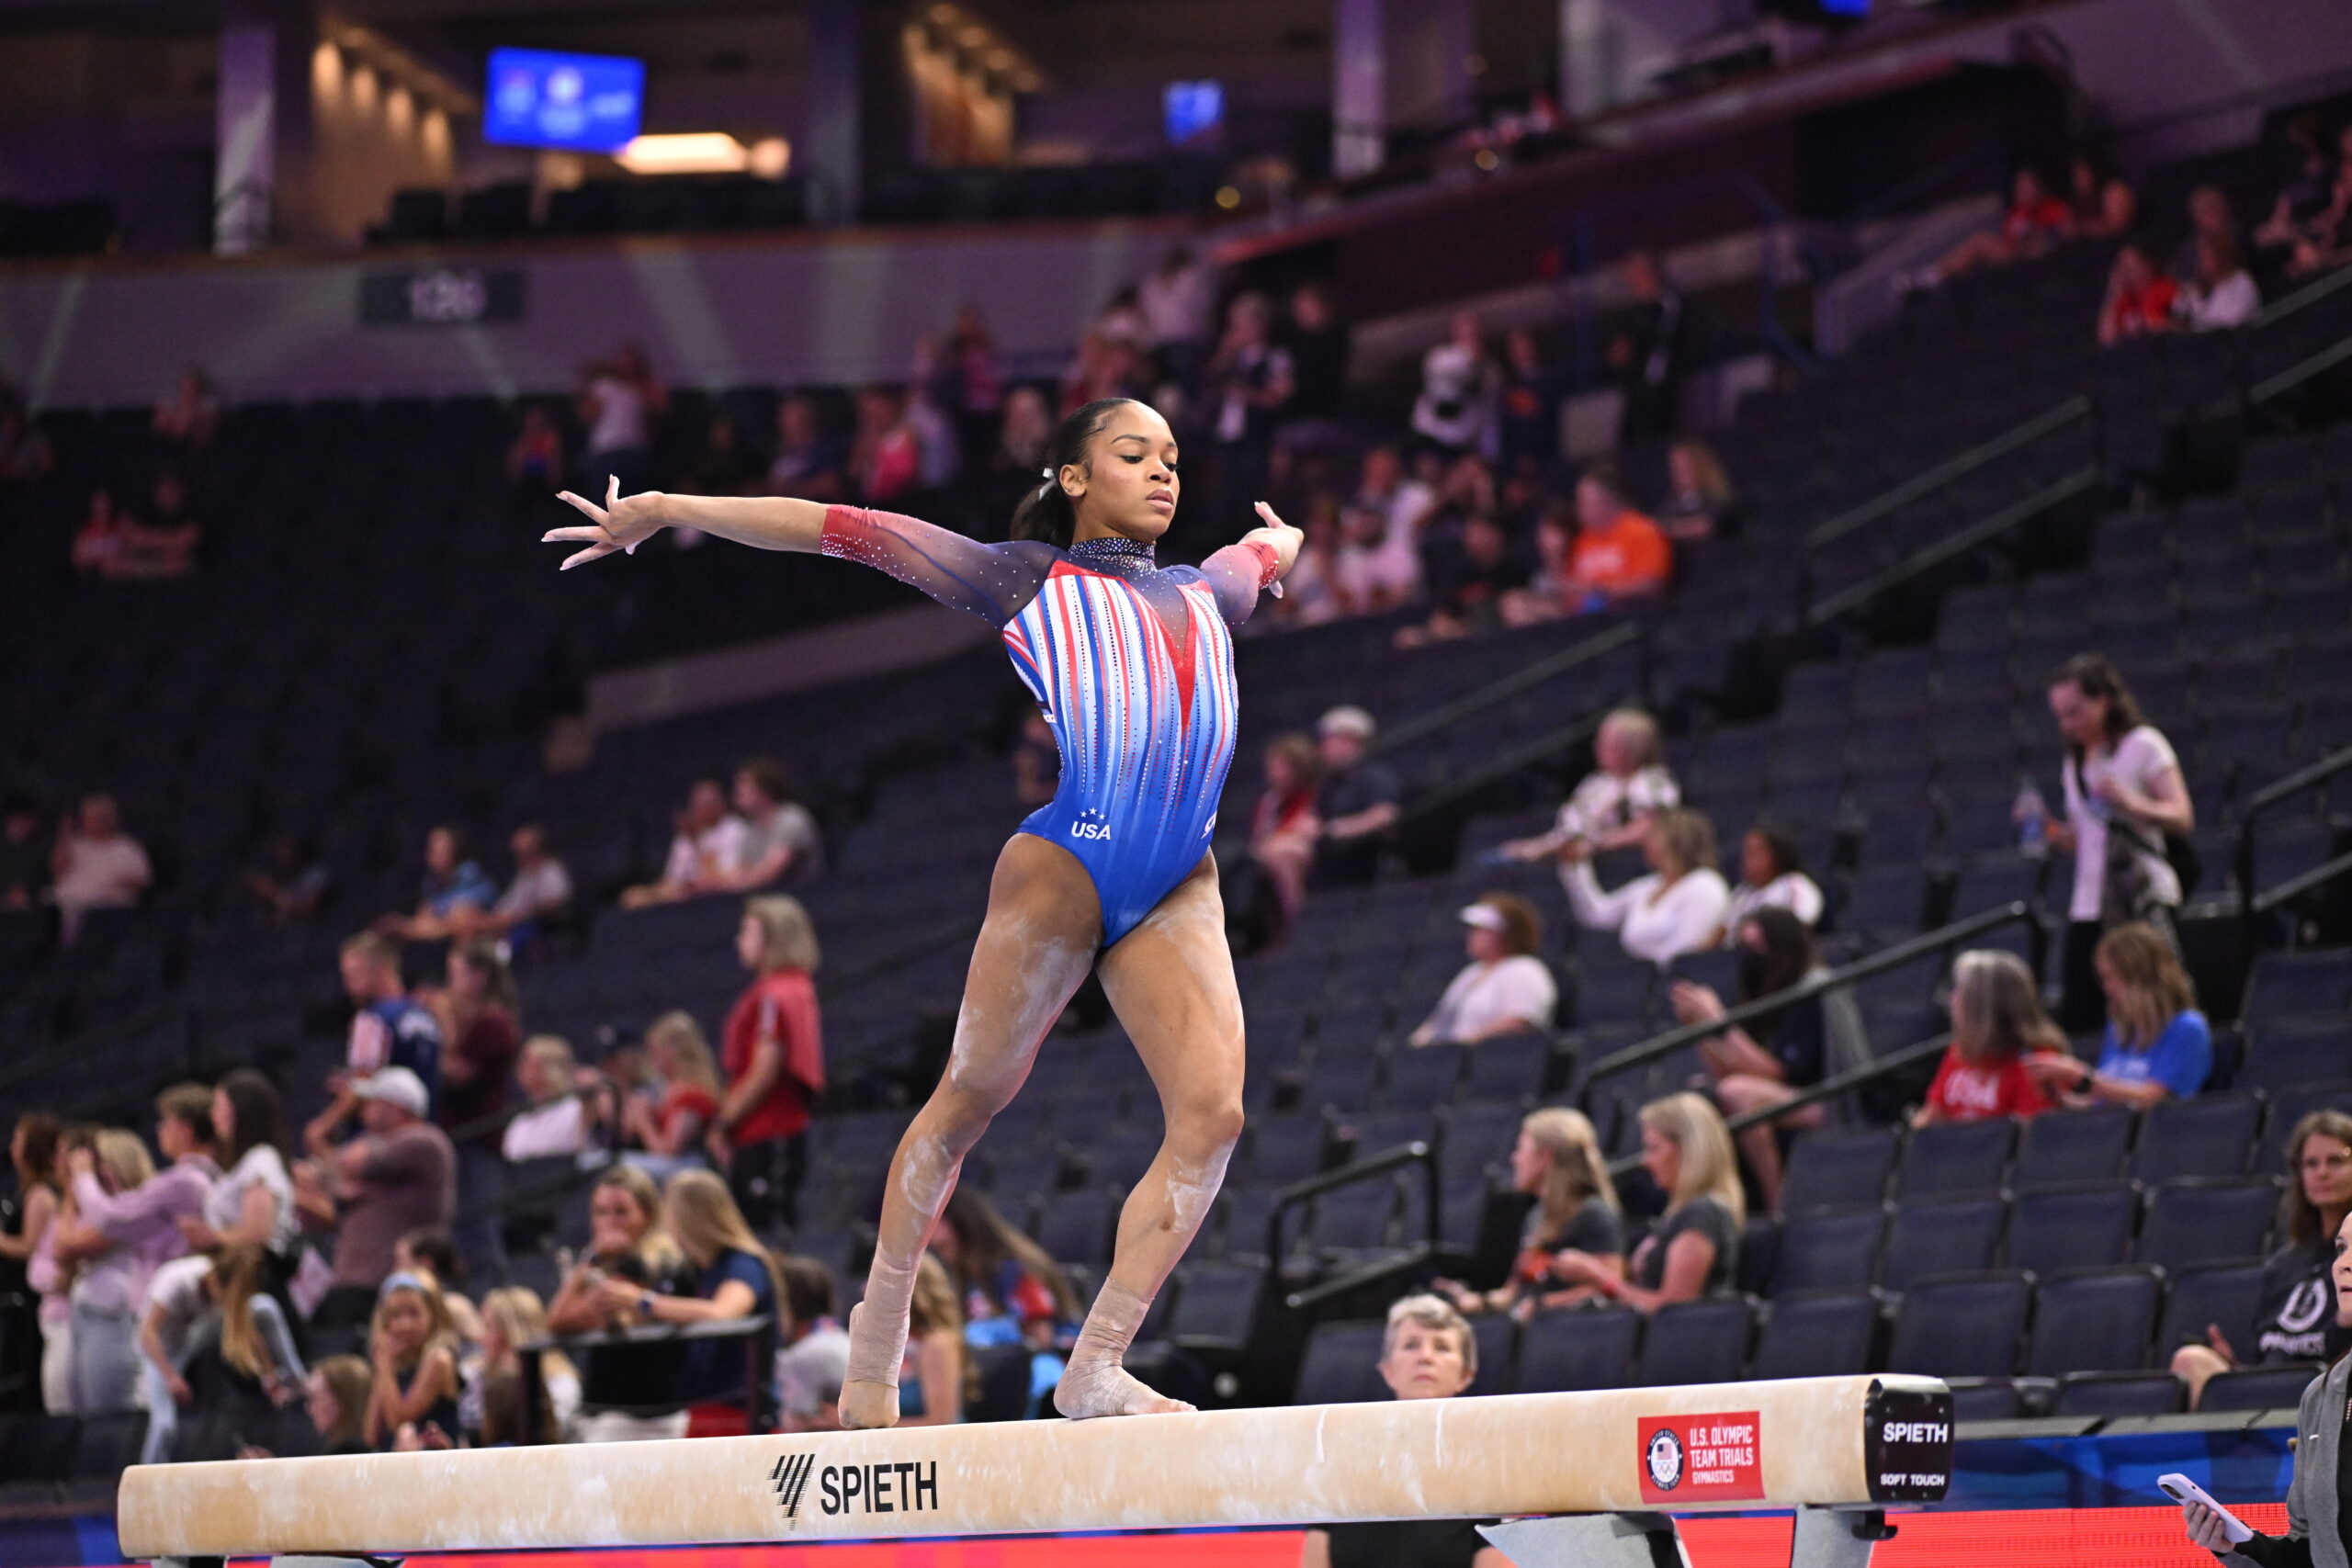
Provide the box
[1312,705,1402,889]
[303,1066,456,1342]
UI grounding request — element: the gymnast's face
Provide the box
[1063,401,1178,544]
[2335,1211,2352,1325]
[1380,1321,1473,1401]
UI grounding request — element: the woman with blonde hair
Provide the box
[1562,807,1730,967]
[1659,439,1739,542]
[1915,951,2068,1125]
[1555,1093,1741,1312]
[52,1127,164,1412]
[471,1286,579,1443]
[626,1010,725,1177]
[1409,894,1558,1047]
[1504,706,1679,862]
[586,1169,780,1438]
[548,1164,693,1442]
[719,895,826,1233]
[2028,922,2210,1110]
[364,1272,461,1449]
[900,1251,967,1427]
[1436,1108,1624,1318]
[166,1244,306,1460]
[502,1034,589,1161]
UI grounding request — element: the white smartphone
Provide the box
[2158,1473,2255,1545]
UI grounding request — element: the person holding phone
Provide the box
[2180,1205,2352,1565]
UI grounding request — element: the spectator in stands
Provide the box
[1566,1093,1742,1312]
[330,932,444,1125]
[0,797,48,908]
[48,792,150,942]
[2170,1109,2352,1408]
[379,825,499,942]
[2067,155,2136,240]
[1909,167,2075,291]
[899,1251,966,1427]
[1233,733,1321,953]
[1914,951,2068,1125]
[51,1127,163,1410]
[71,488,129,578]
[1283,282,1350,431]
[153,367,220,452]
[1721,824,1825,937]
[1297,1294,1508,1568]
[681,411,759,502]
[1658,438,1741,543]
[1496,327,1563,472]
[1609,250,1695,442]
[473,1286,577,1443]
[429,939,522,1142]
[501,1036,590,1162]
[1,1114,61,1406]
[1397,514,1529,647]
[548,1165,693,1442]
[179,1069,298,1268]
[2176,231,2260,331]
[1674,908,1865,1212]
[1351,445,1438,561]
[989,387,1056,520]
[2171,183,2244,286]
[1203,293,1295,542]
[1311,706,1402,889]
[1331,492,1422,615]
[2098,239,2179,345]
[719,759,821,891]
[1138,244,1216,388]
[775,1254,852,1433]
[588,1169,781,1438]
[936,1189,1080,1353]
[1409,896,1558,1047]
[305,1354,373,1454]
[504,404,564,491]
[1264,494,1342,628]
[2263,144,2352,281]
[719,895,825,1233]
[624,1010,724,1180]
[946,305,1005,470]
[1563,807,1731,969]
[2043,653,2193,1032]
[62,1088,217,1321]
[1411,311,1498,455]
[903,337,965,491]
[850,385,922,503]
[163,1243,306,1461]
[1563,462,1670,607]
[243,831,332,928]
[363,1270,461,1449]
[1437,1108,1623,1321]
[306,1066,457,1340]
[26,1133,73,1412]
[2028,922,2211,1109]
[1504,706,1679,863]
[136,1247,211,1463]
[77,480,198,579]
[393,1228,484,1347]
[765,393,847,502]
[463,824,571,946]
[576,343,664,498]
[623,778,746,908]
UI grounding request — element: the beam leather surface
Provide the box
[119,1375,1949,1557]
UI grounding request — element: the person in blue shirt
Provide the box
[2028,922,2211,1109]
[379,826,500,943]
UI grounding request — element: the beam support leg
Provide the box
[1479,1512,1691,1567]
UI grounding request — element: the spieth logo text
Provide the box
[773,1452,941,1522]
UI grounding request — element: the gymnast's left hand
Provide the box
[1243,501,1305,579]
[546,475,669,570]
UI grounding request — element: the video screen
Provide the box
[484,47,645,152]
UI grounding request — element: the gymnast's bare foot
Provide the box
[1053,1359,1195,1419]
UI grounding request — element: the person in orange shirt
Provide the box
[1566,463,1670,608]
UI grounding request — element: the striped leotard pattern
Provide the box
[820,508,1275,945]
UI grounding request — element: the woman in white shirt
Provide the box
[1504,707,1679,866]
[1409,311,1499,456]
[1563,807,1731,968]
[1719,824,1825,943]
[1409,896,1559,1047]
[2177,232,2259,332]
[502,1037,591,1162]
[2041,654,2192,1032]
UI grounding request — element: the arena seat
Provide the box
[2130,1093,2262,1184]
[2009,1105,2136,1191]
[1772,1206,1886,1294]
[2053,1371,2188,1417]
[1634,1296,1754,1386]
[1896,1119,2016,1199]
[2005,1182,2139,1277]
[1747,1290,1879,1381]
[1515,1305,1643,1393]
[1880,1199,2006,1292]
[1290,1320,1390,1405]
[1886,1273,2030,1382]
[2200,1363,2328,1413]
[2134,1179,2279,1272]
[2025,1267,2162,1377]
[2258,1082,2352,1171]
[1781,1126,1899,1214]
[2239,1021,2352,1096]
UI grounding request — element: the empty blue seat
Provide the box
[1773,1207,1885,1294]
[1747,1290,1878,1380]
[1781,1126,1899,1213]
[2240,1022,2350,1096]
[2201,1363,2327,1412]
[1165,1262,1264,1350]
[1034,1188,1119,1266]
[1880,1199,2005,1292]
[1637,1297,1754,1386]
[1292,1320,1391,1404]
[1886,1273,2030,1380]
[2136,1179,2278,1272]
[2026,1267,2162,1376]
[2243,949,2352,1025]
[2053,1371,2187,1416]
[2010,1105,2135,1191]
[1898,1119,2016,1199]
[2006,1183,2137,1276]
[1465,1312,1520,1397]
[2158,1261,2266,1361]
[2131,1093,2261,1184]
[1517,1306,1644,1393]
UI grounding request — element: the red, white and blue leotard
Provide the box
[820,506,1279,947]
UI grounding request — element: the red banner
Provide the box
[1637,1409,1765,1505]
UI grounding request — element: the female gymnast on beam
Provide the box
[549,399,1300,1427]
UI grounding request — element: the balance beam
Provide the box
[119,1375,1950,1560]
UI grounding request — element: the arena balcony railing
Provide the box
[2234,741,2352,952]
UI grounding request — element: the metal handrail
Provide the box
[2250,851,2352,919]
[2235,744,2352,934]
[1803,396,2090,554]
[1265,1137,1441,1273]
[1364,620,1642,763]
[1804,468,2102,628]
[1588,900,2038,1082]
[1607,1032,1954,1179]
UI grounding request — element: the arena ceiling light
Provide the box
[615,132,751,174]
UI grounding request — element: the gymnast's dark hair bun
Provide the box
[1011,398,1137,549]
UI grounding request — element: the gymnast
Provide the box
[548,398,1300,1427]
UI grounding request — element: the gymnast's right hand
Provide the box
[548,475,667,569]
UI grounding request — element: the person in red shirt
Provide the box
[1911,166,2076,290]
[1915,950,2070,1124]
[718,896,825,1232]
[2098,240,2180,346]
[1565,463,1671,608]
[623,1010,727,1179]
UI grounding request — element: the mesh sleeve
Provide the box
[1190,540,1283,628]
[820,505,1057,628]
